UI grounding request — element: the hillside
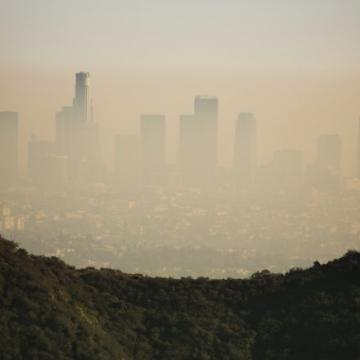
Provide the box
[0,236,360,360]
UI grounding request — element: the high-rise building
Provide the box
[272,149,303,192]
[41,154,68,188]
[114,135,140,193]
[0,112,18,188]
[73,72,90,123]
[55,72,101,184]
[306,134,342,192]
[28,135,57,186]
[358,119,360,178]
[194,96,218,174]
[140,115,166,188]
[317,134,341,173]
[234,113,257,186]
[194,96,218,119]
[56,106,74,153]
[178,114,200,186]
[177,96,218,189]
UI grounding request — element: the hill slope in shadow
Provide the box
[1,236,360,360]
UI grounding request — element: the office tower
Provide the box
[177,96,218,189]
[73,72,90,123]
[178,114,200,186]
[194,96,218,174]
[317,134,341,173]
[56,106,74,154]
[272,149,303,192]
[358,119,360,178]
[234,113,257,186]
[306,134,342,192]
[194,95,218,120]
[140,115,166,188]
[55,72,101,184]
[0,112,18,188]
[28,135,57,186]
[41,155,68,188]
[114,135,140,192]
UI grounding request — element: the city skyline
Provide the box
[1,1,360,177]
[2,3,360,357]
[0,71,359,196]
[3,70,359,177]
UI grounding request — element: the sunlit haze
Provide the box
[2,2,360,357]
[1,0,360,278]
[1,0,360,173]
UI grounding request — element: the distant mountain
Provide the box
[0,236,359,360]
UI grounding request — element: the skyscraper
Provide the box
[114,135,140,193]
[140,115,166,188]
[41,155,68,188]
[73,72,90,123]
[55,72,101,184]
[358,118,360,178]
[28,135,57,186]
[177,96,218,189]
[317,134,341,173]
[178,114,200,186]
[194,96,218,176]
[306,134,342,192]
[0,112,18,188]
[272,149,303,192]
[234,113,257,186]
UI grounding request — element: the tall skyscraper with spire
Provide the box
[56,72,101,184]
[73,72,90,123]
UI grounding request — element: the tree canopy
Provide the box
[0,236,359,359]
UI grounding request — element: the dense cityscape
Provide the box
[1,72,360,278]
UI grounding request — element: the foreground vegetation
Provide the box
[0,236,359,359]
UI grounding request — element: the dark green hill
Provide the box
[0,236,360,360]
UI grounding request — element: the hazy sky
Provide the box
[2,0,360,70]
[1,0,360,173]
